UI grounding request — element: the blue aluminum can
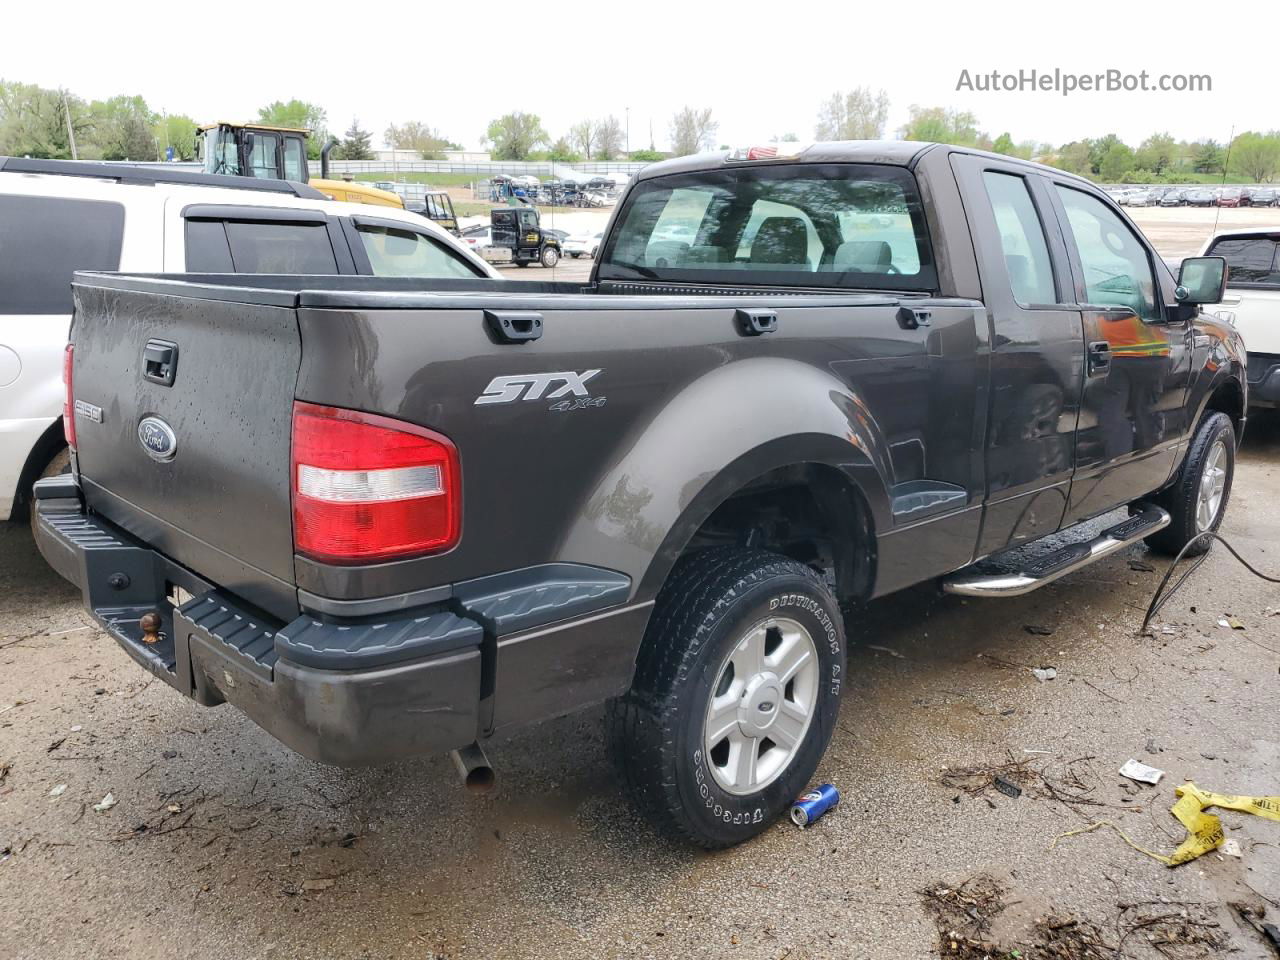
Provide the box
[790,783,839,826]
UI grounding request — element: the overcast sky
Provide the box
[5,1,1272,152]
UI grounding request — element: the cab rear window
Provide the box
[1206,235,1280,285]
[0,195,125,314]
[598,163,936,291]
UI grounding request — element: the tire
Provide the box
[27,445,71,539]
[515,260,529,268]
[569,252,581,259]
[540,246,560,268]
[1145,411,1235,557]
[606,547,845,848]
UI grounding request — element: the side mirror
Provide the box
[1175,256,1228,305]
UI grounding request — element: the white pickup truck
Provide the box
[1201,229,1280,408]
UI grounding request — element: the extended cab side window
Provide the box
[982,172,1056,305]
[1205,236,1279,284]
[184,218,339,274]
[356,225,483,279]
[1055,186,1159,320]
[0,195,125,314]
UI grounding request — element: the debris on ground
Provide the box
[48,784,66,798]
[919,875,1008,958]
[92,792,117,812]
[1116,901,1226,956]
[1032,914,1113,958]
[1227,616,1246,630]
[866,644,906,659]
[301,878,336,892]
[1119,759,1165,785]
[1032,667,1058,682]
[1232,903,1280,954]
[940,754,1101,811]
[1221,838,1243,858]
[0,760,10,784]
[1024,624,1055,636]
[1128,559,1156,573]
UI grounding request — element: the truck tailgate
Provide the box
[70,280,301,619]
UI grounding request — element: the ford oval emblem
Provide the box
[137,416,178,462]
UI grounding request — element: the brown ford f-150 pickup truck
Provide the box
[36,141,1244,847]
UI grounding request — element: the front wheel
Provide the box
[607,547,845,848]
[540,246,560,268]
[1146,411,1235,556]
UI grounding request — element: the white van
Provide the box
[1200,230,1280,409]
[0,158,497,525]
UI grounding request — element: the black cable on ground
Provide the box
[1141,531,1280,636]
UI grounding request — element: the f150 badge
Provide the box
[137,416,178,462]
[474,369,604,411]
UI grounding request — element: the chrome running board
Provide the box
[942,505,1170,598]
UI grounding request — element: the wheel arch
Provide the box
[9,416,65,522]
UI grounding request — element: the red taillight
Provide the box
[291,402,460,564]
[62,343,76,450]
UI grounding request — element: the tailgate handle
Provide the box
[736,308,777,336]
[485,310,544,344]
[142,339,179,386]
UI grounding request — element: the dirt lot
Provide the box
[2,205,1279,959]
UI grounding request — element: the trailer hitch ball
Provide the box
[140,611,163,645]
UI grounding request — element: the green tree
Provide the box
[1228,131,1280,183]
[256,99,328,158]
[545,136,582,163]
[1135,132,1176,175]
[1088,134,1122,175]
[569,119,597,159]
[900,106,982,146]
[596,116,624,160]
[1052,140,1093,175]
[88,95,157,160]
[669,106,717,156]
[336,118,374,160]
[815,87,889,140]
[384,121,455,160]
[992,132,1016,155]
[153,113,197,160]
[1098,142,1136,182]
[485,112,547,160]
[1191,140,1225,175]
[628,148,665,162]
[0,81,90,158]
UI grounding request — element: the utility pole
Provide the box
[60,89,78,160]
[625,106,630,157]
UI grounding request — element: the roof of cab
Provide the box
[633,140,1095,188]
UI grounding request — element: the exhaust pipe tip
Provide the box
[450,743,495,794]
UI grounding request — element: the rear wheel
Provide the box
[606,547,845,848]
[1146,411,1235,556]
[569,252,581,259]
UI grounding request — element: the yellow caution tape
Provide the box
[1050,782,1280,867]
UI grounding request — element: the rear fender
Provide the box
[558,357,893,605]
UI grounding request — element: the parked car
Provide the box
[1201,229,1280,409]
[459,223,492,250]
[1186,189,1217,207]
[36,142,1243,849]
[1126,189,1154,207]
[0,157,496,534]
[563,231,604,258]
[1158,189,1186,207]
[1245,187,1278,207]
[1217,188,1245,208]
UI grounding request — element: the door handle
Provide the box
[1087,340,1111,379]
[484,310,543,344]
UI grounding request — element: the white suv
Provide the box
[1200,229,1280,409]
[0,158,497,525]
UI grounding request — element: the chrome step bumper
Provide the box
[941,506,1170,598]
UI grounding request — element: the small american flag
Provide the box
[745,146,779,161]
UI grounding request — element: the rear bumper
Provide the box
[33,478,483,766]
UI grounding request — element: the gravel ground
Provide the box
[2,205,1279,958]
